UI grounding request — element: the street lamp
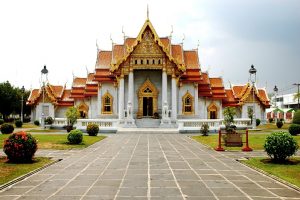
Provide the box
[249,65,257,129]
[41,65,48,129]
[21,86,25,122]
[273,85,278,123]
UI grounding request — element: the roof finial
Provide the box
[96,39,99,53]
[122,26,126,41]
[169,25,173,38]
[147,4,149,20]
[181,34,185,46]
[85,66,89,76]
[197,40,200,50]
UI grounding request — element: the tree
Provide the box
[247,107,253,124]
[65,107,80,127]
[0,81,31,120]
[0,81,17,120]
[223,107,236,126]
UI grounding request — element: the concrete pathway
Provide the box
[1,134,300,200]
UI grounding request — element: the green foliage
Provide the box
[247,107,253,122]
[264,132,299,163]
[45,116,53,125]
[0,119,4,125]
[289,124,300,135]
[256,118,261,126]
[34,120,40,126]
[276,121,283,128]
[3,131,38,162]
[223,107,236,125]
[86,123,99,136]
[200,124,209,136]
[292,110,300,124]
[269,118,274,123]
[15,120,23,128]
[67,129,83,144]
[65,107,80,126]
[1,123,14,134]
[0,82,31,120]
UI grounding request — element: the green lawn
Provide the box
[0,134,106,150]
[192,133,300,150]
[0,157,52,185]
[241,157,300,188]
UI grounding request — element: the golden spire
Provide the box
[147,4,149,20]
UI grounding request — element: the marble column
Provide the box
[194,83,198,115]
[98,84,102,116]
[118,76,124,120]
[128,69,134,119]
[162,69,168,109]
[171,75,177,120]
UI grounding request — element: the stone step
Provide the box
[117,127,179,134]
[135,119,161,128]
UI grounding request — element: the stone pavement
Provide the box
[1,134,300,200]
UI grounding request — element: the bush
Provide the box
[67,129,83,144]
[276,121,283,128]
[15,120,23,128]
[268,118,274,123]
[1,123,14,134]
[86,124,99,136]
[256,118,261,126]
[200,124,209,136]
[45,116,53,125]
[289,124,300,135]
[34,120,40,126]
[0,119,4,125]
[292,110,300,124]
[264,132,299,162]
[3,131,38,162]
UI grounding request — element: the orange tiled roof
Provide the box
[184,51,200,69]
[73,78,87,87]
[113,45,125,61]
[96,51,112,69]
[160,37,170,50]
[171,45,183,64]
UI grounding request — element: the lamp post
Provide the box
[249,65,257,129]
[21,86,25,122]
[273,85,278,123]
[41,65,48,129]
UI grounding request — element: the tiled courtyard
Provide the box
[1,134,299,200]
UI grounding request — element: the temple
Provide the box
[27,17,270,132]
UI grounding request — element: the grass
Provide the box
[0,134,106,150]
[27,129,59,132]
[241,157,300,188]
[249,123,290,133]
[192,133,300,150]
[0,157,52,185]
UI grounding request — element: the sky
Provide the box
[0,0,300,95]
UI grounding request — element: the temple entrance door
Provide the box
[137,79,159,118]
[143,97,153,117]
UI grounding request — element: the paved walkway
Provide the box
[1,134,300,200]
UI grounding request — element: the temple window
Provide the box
[147,59,149,64]
[182,91,194,114]
[153,59,155,64]
[135,59,138,65]
[102,91,113,114]
[158,59,161,64]
[141,59,143,64]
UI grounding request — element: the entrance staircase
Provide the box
[135,119,161,128]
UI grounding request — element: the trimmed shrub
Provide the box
[86,123,99,136]
[268,118,274,123]
[34,120,40,126]
[15,120,23,128]
[1,123,14,134]
[3,131,38,162]
[200,124,209,136]
[264,132,299,162]
[289,124,300,135]
[0,119,4,125]
[292,110,300,124]
[67,129,83,144]
[256,118,261,126]
[45,116,53,125]
[276,121,283,128]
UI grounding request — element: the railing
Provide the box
[178,118,251,133]
[53,118,118,129]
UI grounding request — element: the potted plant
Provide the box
[65,107,80,132]
[222,107,242,147]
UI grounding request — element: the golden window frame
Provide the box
[182,91,194,115]
[102,91,113,114]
